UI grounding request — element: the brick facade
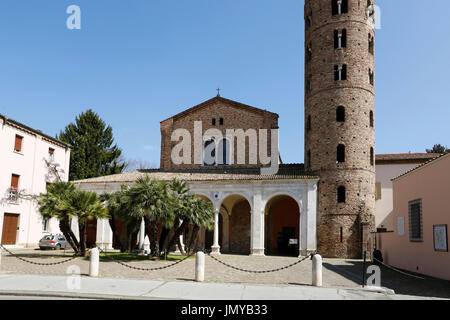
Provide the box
[160,96,279,170]
[304,0,376,258]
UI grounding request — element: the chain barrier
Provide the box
[207,252,312,274]
[99,248,194,271]
[0,244,77,266]
[372,257,428,280]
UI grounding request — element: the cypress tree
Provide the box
[58,109,125,181]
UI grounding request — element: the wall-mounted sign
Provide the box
[289,239,298,245]
[433,225,448,252]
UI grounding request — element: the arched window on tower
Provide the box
[337,186,346,203]
[368,33,374,55]
[307,115,312,131]
[307,41,312,62]
[334,29,347,49]
[370,147,374,166]
[332,0,348,16]
[336,106,345,122]
[370,111,374,127]
[337,144,346,163]
[334,65,347,81]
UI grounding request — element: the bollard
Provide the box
[195,251,205,282]
[312,254,323,287]
[89,247,99,277]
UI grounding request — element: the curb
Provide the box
[357,286,396,295]
[0,290,174,300]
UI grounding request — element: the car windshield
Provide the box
[41,235,54,240]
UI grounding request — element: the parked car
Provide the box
[39,234,70,250]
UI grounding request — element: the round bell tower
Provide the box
[304,0,376,258]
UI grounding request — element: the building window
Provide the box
[370,111,374,127]
[306,13,312,30]
[307,41,312,61]
[334,29,347,49]
[306,76,312,92]
[340,227,343,242]
[337,186,346,203]
[9,174,20,201]
[334,65,347,81]
[409,199,423,242]
[14,135,23,153]
[332,0,348,16]
[337,144,346,163]
[369,69,374,85]
[219,118,224,126]
[212,118,216,126]
[370,147,374,166]
[307,115,312,131]
[375,182,382,200]
[336,106,345,122]
[48,148,55,162]
[369,34,374,55]
[203,140,216,166]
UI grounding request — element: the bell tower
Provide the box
[304,0,376,258]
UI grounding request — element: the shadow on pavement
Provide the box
[323,260,450,299]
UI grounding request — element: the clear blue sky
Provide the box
[1,0,449,166]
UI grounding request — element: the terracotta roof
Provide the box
[392,152,450,181]
[375,153,441,163]
[0,114,71,149]
[72,164,318,184]
[161,96,279,123]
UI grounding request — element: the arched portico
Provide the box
[264,195,300,256]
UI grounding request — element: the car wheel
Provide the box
[55,244,61,250]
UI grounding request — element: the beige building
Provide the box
[0,114,71,247]
[380,153,450,280]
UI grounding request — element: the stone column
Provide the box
[138,217,145,251]
[300,183,318,257]
[250,193,265,256]
[96,219,113,250]
[211,208,221,255]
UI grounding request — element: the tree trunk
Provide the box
[177,237,186,255]
[187,225,200,254]
[148,221,160,259]
[166,219,189,252]
[59,218,79,255]
[108,217,123,251]
[78,221,87,257]
[159,227,170,255]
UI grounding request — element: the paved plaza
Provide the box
[0,248,449,300]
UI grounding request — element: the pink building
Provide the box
[380,153,450,280]
[0,114,71,247]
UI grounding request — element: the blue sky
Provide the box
[1,0,449,166]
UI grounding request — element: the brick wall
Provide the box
[229,200,251,255]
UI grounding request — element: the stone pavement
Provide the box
[0,274,436,300]
[1,248,449,300]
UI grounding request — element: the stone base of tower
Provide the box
[317,214,375,259]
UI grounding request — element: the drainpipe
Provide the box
[25,134,39,247]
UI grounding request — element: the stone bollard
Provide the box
[312,254,323,287]
[195,251,205,282]
[89,247,100,277]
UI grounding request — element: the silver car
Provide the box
[39,234,70,250]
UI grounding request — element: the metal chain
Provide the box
[372,257,428,280]
[0,244,77,266]
[207,252,312,274]
[99,249,194,271]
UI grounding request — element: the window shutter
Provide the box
[14,135,23,152]
[332,0,338,15]
[11,174,19,189]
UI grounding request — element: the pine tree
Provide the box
[58,109,125,181]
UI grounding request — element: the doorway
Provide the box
[1,213,19,245]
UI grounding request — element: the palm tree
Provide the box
[39,182,80,254]
[185,197,214,254]
[38,182,108,256]
[126,177,174,258]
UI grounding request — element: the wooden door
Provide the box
[1,213,19,245]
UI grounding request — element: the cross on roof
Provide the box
[216,88,221,97]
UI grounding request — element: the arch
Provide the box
[336,106,345,122]
[264,194,301,256]
[337,144,346,163]
[221,194,252,255]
